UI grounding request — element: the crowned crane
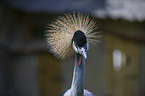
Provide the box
[46,12,100,96]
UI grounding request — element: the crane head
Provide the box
[46,12,100,60]
[72,30,89,59]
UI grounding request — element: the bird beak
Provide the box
[83,52,87,59]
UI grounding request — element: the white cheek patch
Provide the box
[73,41,78,53]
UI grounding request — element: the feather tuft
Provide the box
[46,12,100,59]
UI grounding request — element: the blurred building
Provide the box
[0,0,145,96]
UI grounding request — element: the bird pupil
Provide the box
[73,30,87,47]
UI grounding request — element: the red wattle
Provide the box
[78,56,81,66]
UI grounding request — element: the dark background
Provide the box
[0,0,145,96]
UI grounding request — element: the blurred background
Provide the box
[0,0,145,96]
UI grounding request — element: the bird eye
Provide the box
[81,51,83,53]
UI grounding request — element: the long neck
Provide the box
[70,54,85,96]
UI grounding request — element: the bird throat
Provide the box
[70,54,85,96]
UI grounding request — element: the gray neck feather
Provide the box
[70,54,85,96]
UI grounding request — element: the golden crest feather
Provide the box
[46,12,100,59]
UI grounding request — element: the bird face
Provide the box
[72,30,89,59]
[73,41,88,59]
